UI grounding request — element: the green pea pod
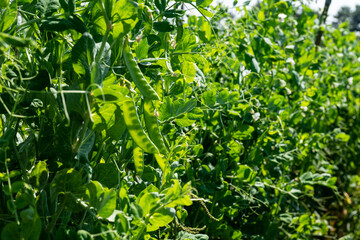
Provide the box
[41,18,74,32]
[154,154,167,172]
[123,37,160,100]
[176,18,183,43]
[68,15,87,33]
[121,99,159,154]
[153,22,175,32]
[143,98,168,155]
[0,32,33,48]
[164,9,185,18]
[133,143,144,176]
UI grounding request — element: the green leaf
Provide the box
[237,165,256,183]
[112,0,139,39]
[0,170,21,181]
[138,192,160,218]
[196,0,213,8]
[0,1,17,32]
[188,108,204,120]
[77,230,93,240]
[72,32,96,81]
[131,218,146,239]
[115,212,130,235]
[50,168,85,199]
[335,132,350,142]
[154,0,166,12]
[77,129,95,163]
[107,106,126,141]
[36,0,60,17]
[20,207,41,240]
[59,0,75,14]
[158,97,172,121]
[92,85,127,103]
[252,58,260,73]
[182,61,196,83]
[177,231,209,240]
[29,161,48,190]
[3,181,24,194]
[228,140,244,157]
[0,0,9,8]
[93,163,119,188]
[93,104,126,140]
[175,115,195,127]
[28,70,50,91]
[86,181,116,219]
[173,98,197,116]
[136,38,149,60]
[202,89,216,106]
[233,125,255,140]
[142,5,153,36]
[147,207,176,232]
[197,7,213,18]
[163,181,193,208]
[258,10,265,21]
[90,42,111,85]
[1,223,21,240]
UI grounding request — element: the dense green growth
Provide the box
[0,0,360,239]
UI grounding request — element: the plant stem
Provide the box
[47,194,68,233]
[5,159,20,225]
[95,0,111,63]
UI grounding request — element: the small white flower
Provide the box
[300,106,308,112]
[253,112,260,121]
[280,79,286,87]
[286,57,295,66]
[278,13,287,23]
[348,77,353,85]
[286,87,292,95]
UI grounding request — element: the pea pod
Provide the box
[153,22,175,32]
[0,32,33,48]
[143,98,168,155]
[121,99,159,154]
[123,37,160,100]
[164,9,185,18]
[176,17,183,43]
[133,143,144,176]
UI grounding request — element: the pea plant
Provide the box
[1,0,360,239]
[0,0,214,239]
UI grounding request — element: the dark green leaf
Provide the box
[72,32,96,81]
[36,0,60,17]
[93,163,119,188]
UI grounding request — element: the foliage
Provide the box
[333,5,360,31]
[0,0,360,239]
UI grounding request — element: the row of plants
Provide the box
[0,0,359,239]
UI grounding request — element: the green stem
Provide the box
[47,194,68,233]
[95,0,111,63]
[5,159,20,225]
